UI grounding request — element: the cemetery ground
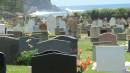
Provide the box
[6,38,130,73]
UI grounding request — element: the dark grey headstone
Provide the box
[128,40,130,52]
[54,35,78,54]
[32,32,48,41]
[31,51,76,73]
[7,31,23,38]
[36,39,72,54]
[19,37,40,51]
[0,36,19,63]
[0,52,6,73]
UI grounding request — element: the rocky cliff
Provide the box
[24,0,61,13]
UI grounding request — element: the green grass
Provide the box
[7,38,130,73]
[7,65,30,73]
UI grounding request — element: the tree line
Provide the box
[79,8,130,21]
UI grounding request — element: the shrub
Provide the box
[16,49,38,65]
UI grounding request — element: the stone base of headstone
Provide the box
[55,28,65,35]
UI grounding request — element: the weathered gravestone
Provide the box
[55,26,65,35]
[53,35,78,54]
[96,32,117,45]
[0,36,19,63]
[36,39,72,54]
[7,31,23,38]
[126,27,130,40]
[31,50,76,73]
[95,46,125,72]
[0,52,6,73]
[90,26,100,42]
[117,33,126,41]
[127,39,130,52]
[113,27,124,34]
[19,37,40,51]
[32,32,48,41]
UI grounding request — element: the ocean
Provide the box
[59,3,130,11]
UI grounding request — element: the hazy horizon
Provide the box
[51,0,130,6]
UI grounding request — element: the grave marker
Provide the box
[95,46,125,72]
[0,36,19,63]
[54,35,78,54]
[97,32,117,45]
[36,39,72,54]
[31,50,76,73]
[0,52,6,73]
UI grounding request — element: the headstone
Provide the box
[128,40,130,52]
[95,46,125,72]
[97,32,117,45]
[56,16,66,32]
[127,17,130,27]
[109,17,116,27]
[0,36,19,63]
[90,26,100,38]
[47,15,57,33]
[66,16,80,37]
[113,27,124,34]
[24,18,35,33]
[32,32,48,41]
[97,18,103,27]
[19,37,40,51]
[0,52,6,73]
[0,24,5,34]
[36,39,72,54]
[91,20,97,27]
[7,31,23,38]
[31,50,76,73]
[126,27,130,40]
[55,26,65,35]
[90,26,100,42]
[116,18,121,25]
[54,35,78,54]
[117,33,126,41]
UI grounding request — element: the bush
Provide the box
[16,49,38,65]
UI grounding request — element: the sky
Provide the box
[51,0,130,6]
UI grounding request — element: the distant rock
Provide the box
[24,0,61,13]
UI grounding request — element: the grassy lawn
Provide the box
[7,38,130,73]
[7,65,30,73]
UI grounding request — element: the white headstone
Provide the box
[97,18,103,27]
[91,20,97,27]
[0,24,5,33]
[95,46,125,72]
[47,15,57,33]
[56,16,67,33]
[24,18,35,33]
[109,17,116,27]
[13,24,23,31]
